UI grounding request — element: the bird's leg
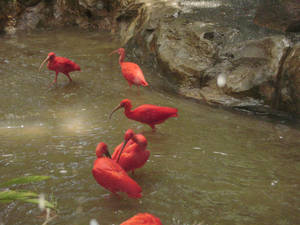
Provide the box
[49,72,58,87]
[64,72,72,82]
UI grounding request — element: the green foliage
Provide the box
[0,176,56,210]
[0,175,50,188]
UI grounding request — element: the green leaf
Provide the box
[0,190,56,209]
[0,176,51,188]
[0,190,38,201]
[22,198,56,210]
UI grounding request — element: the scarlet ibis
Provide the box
[112,129,135,163]
[120,213,163,225]
[110,48,148,87]
[92,142,142,198]
[39,52,81,84]
[109,99,178,131]
[112,129,150,174]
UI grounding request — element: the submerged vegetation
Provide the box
[0,175,57,210]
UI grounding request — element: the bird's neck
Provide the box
[124,105,133,118]
[119,53,125,64]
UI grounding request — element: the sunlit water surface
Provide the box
[0,29,300,225]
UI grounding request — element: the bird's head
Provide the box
[132,134,147,149]
[48,52,56,59]
[95,142,111,158]
[109,99,132,119]
[39,52,56,72]
[109,48,125,56]
[116,129,135,162]
[124,129,135,142]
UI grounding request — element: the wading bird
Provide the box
[92,142,142,198]
[110,48,148,88]
[109,99,178,131]
[112,129,150,174]
[120,213,163,225]
[39,52,80,85]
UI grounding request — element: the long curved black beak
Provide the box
[117,139,130,163]
[105,150,111,159]
[109,105,122,120]
[109,49,118,56]
[39,56,50,72]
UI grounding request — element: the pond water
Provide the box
[0,29,300,225]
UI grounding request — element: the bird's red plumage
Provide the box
[47,56,81,73]
[112,131,150,173]
[92,143,142,199]
[121,62,148,87]
[111,48,148,87]
[123,100,178,130]
[40,52,80,84]
[120,213,163,225]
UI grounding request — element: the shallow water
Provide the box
[0,29,300,225]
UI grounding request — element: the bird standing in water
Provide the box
[112,129,150,174]
[110,99,178,131]
[120,213,163,225]
[92,142,142,199]
[39,52,80,85]
[110,48,148,88]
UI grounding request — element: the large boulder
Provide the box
[279,44,300,114]
[210,36,291,102]
[155,20,218,87]
[119,0,300,116]
[16,1,48,31]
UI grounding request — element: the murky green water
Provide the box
[1,29,300,225]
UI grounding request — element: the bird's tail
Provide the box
[170,108,178,117]
[141,80,149,86]
[75,64,81,71]
[120,176,142,199]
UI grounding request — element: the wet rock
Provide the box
[212,36,291,101]
[79,0,106,18]
[279,43,300,114]
[17,0,42,7]
[254,0,300,32]
[156,20,217,86]
[16,1,47,31]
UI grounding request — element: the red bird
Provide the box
[39,52,81,84]
[110,48,148,88]
[112,129,150,174]
[112,129,135,162]
[109,99,178,131]
[92,142,142,199]
[120,213,163,225]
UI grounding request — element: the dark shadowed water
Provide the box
[1,29,300,225]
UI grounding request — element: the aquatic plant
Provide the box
[0,175,56,210]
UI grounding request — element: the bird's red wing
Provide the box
[121,62,148,86]
[112,140,134,160]
[118,144,150,172]
[117,148,136,172]
[120,213,163,225]
[93,158,142,198]
[112,143,123,160]
[131,105,177,124]
[56,56,80,72]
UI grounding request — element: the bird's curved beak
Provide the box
[105,150,112,159]
[109,105,122,119]
[39,56,50,72]
[117,139,130,163]
[109,49,118,56]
